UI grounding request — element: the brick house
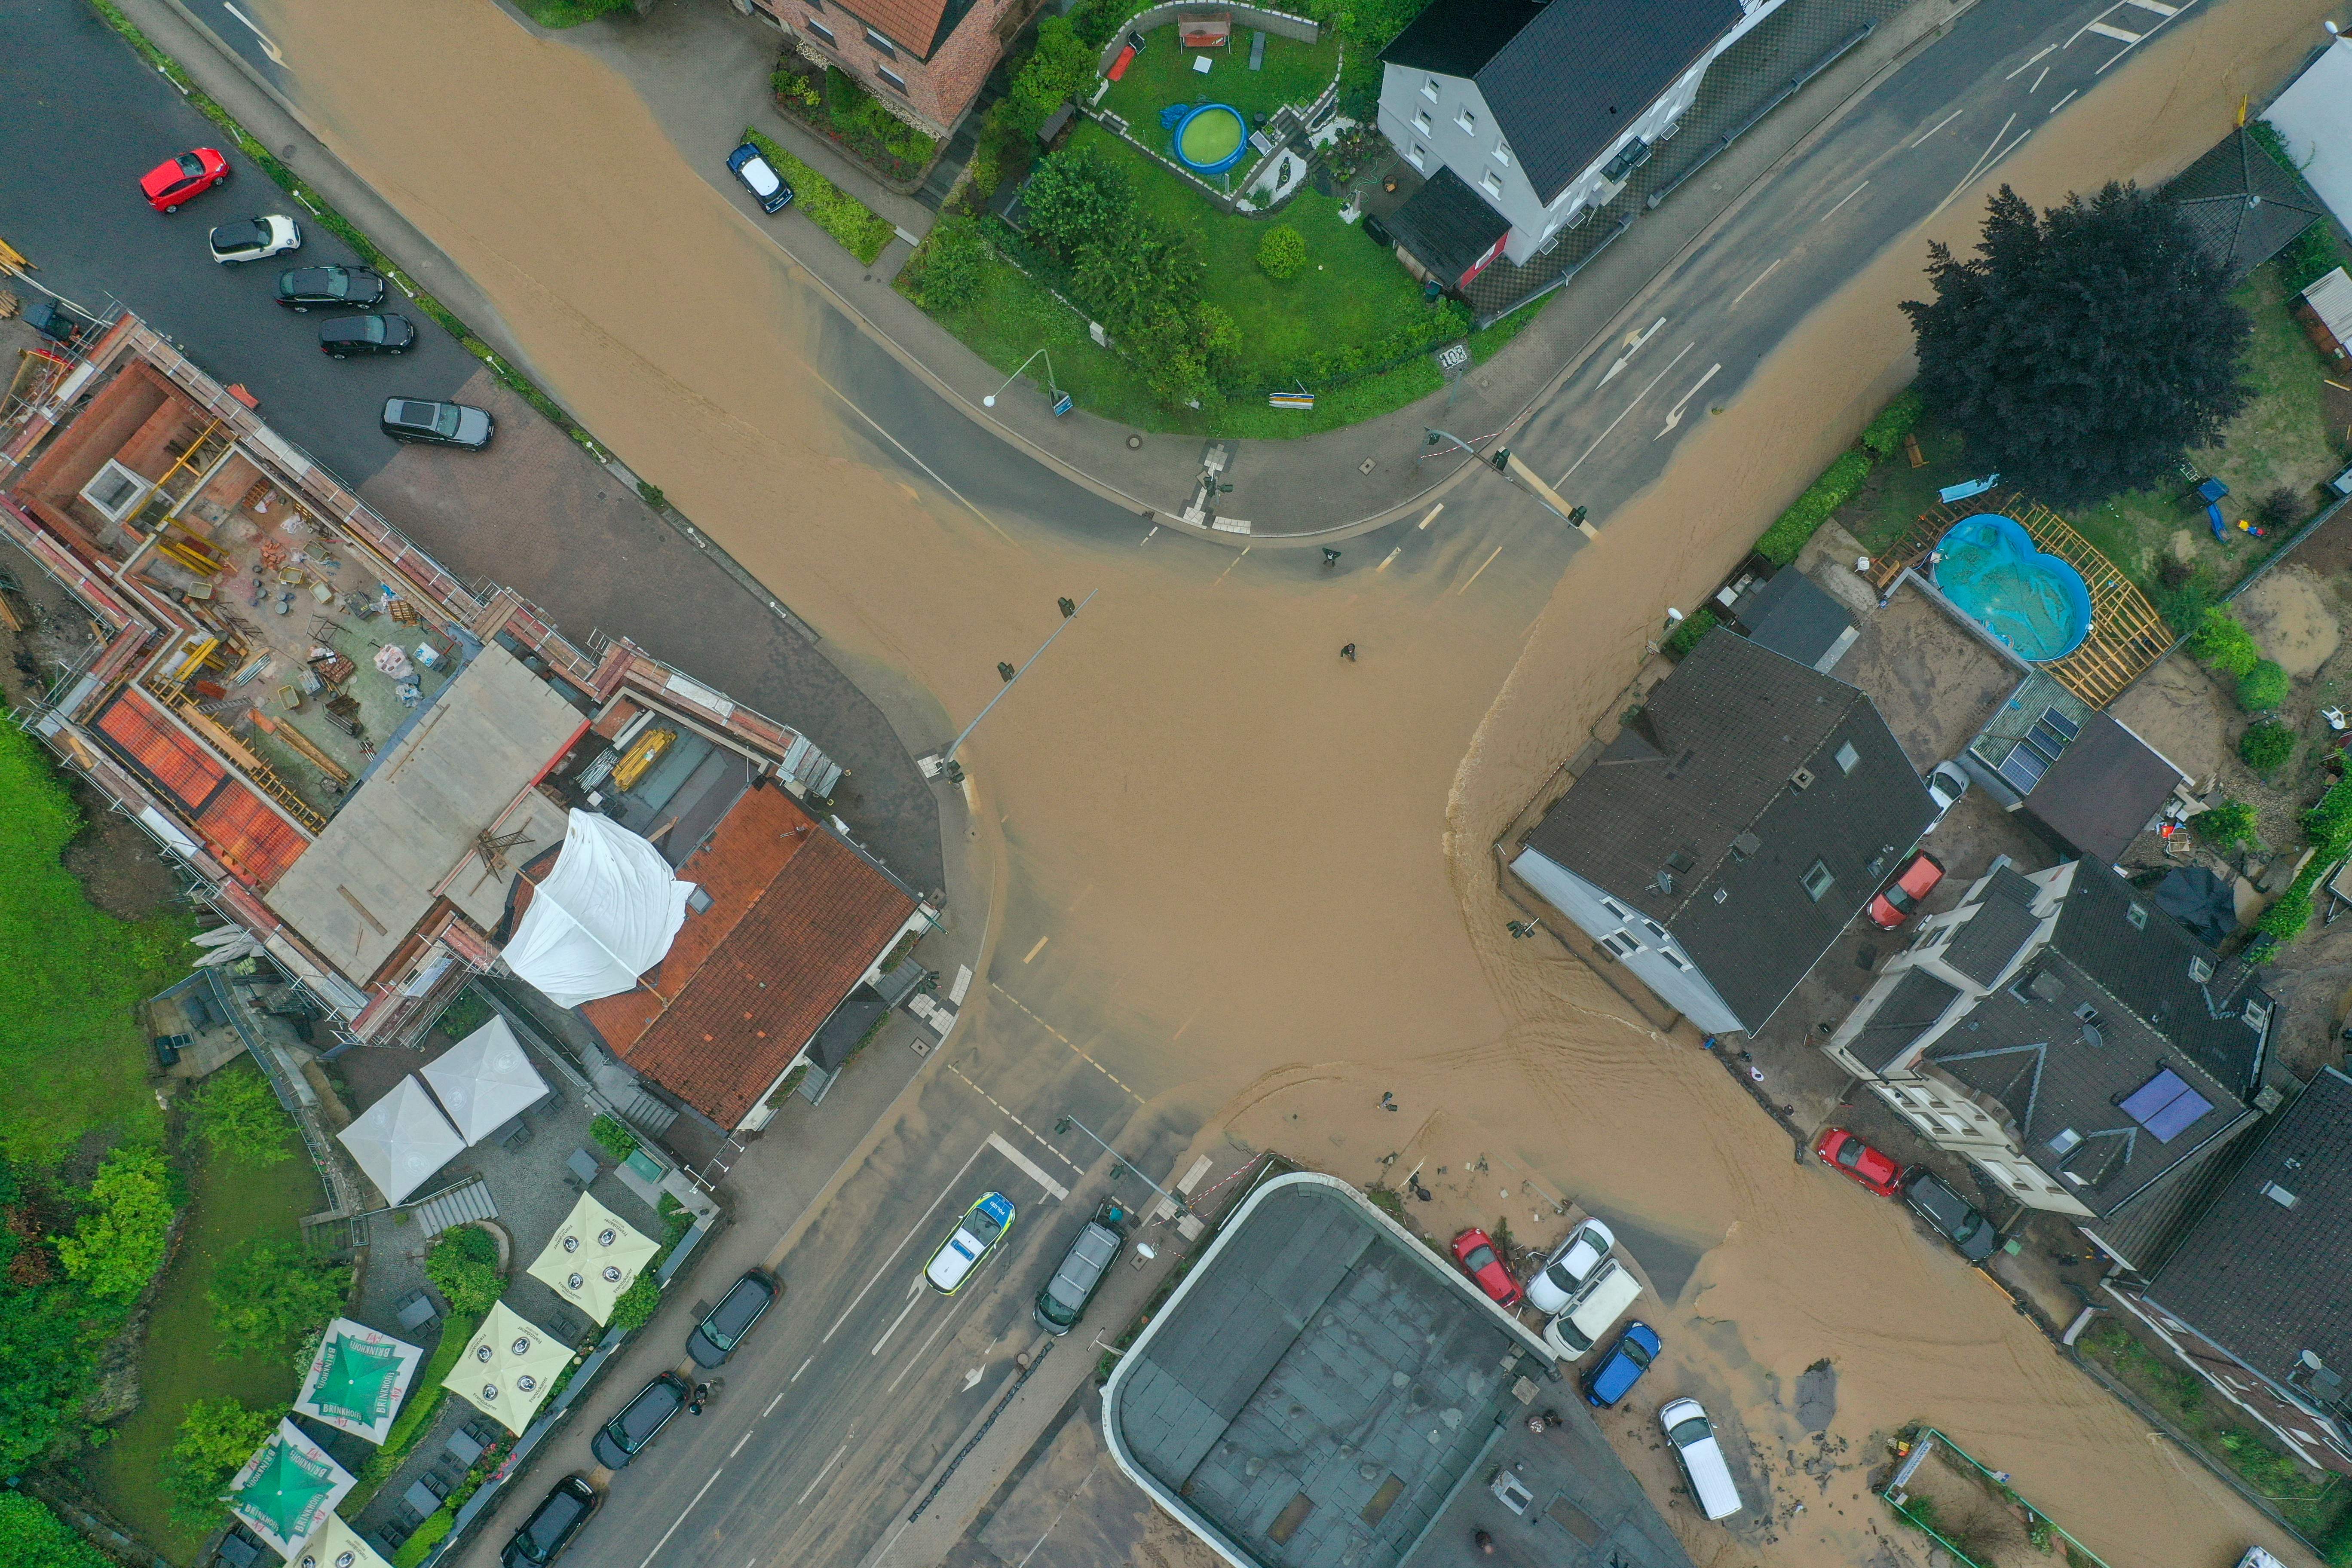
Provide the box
[732,0,1038,140]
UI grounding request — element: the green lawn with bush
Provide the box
[741,128,899,266]
[1097,26,1340,135]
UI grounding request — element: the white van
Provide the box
[1540,1259,1643,1362]
[1658,1398,1744,1521]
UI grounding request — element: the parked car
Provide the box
[688,1270,778,1368]
[1541,1259,1643,1362]
[141,147,229,212]
[1867,851,1945,929]
[589,1373,689,1469]
[924,1191,1016,1295]
[1901,1169,1998,1262]
[1658,1398,1745,1521]
[276,263,386,311]
[501,1475,600,1567]
[1449,1227,1522,1310]
[207,215,301,264]
[1924,760,1970,831]
[1526,1218,1614,1316]
[321,314,415,358]
[1580,1320,1660,1407]
[1034,1209,1124,1335]
[383,396,495,450]
[1813,1127,1902,1198]
[726,142,796,214]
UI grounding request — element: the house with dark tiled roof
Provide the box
[2109,1067,2352,1476]
[1507,629,1936,1035]
[1375,0,1790,282]
[1822,857,2273,1248]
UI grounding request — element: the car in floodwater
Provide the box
[1902,1169,1998,1262]
[925,1191,1016,1295]
[1813,1128,1902,1198]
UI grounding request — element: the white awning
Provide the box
[335,1077,464,1206]
[501,809,695,1008]
[289,1510,396,1568]
[420,1016,550,1145]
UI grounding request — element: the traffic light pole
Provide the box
[1425,429,1600,539]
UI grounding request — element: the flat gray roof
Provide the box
[1104,1175,1692,1568]
[265,643,582,983]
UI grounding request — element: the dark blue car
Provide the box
[1580,1321,1660,1408]
[726,142,796,214]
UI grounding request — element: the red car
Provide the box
[141,148,230,213]
[1866,851,1945,929]
[1814,1128,1902,1197]
[1450,1228,1522,1309]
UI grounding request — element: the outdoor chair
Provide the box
[499,1118,534,1153]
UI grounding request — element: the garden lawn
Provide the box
[1097,26,1341,133]
[0,726,191,1164]
[743,129,898,266]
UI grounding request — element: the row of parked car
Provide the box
[139,147,495,451]
[1813,1127,1998,1262]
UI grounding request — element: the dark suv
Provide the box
[501,1475,599,1568]
[1901,1169,1998,1262]
[689,1271,778,1368]
[382,397,494,450]
[319,313,414,358]
[1034,1208,1124,1335]
[276,263,386,312]
[591,1372,689,1469]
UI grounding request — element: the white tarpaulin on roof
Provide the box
[2264,37,2352,226]
[421,1016,550,1144]
[336,1077,464,1206]
[501,809,695,1008]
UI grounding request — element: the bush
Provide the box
[57,1143,178,1304]
[0,1493,111,1568]
[424,1226,502,1318]
[1257,225,1307,281]
[1004,18,1096,136]
[589,1114,640,1161]
[2192,798,2257,847]
[211,1239,350,1357]
[1756,451,1872,565]
[2239,722,2295,775]
[740,129,897,265]
[1860,389,1924,460]
[1662,606,1716,659]
[903,217,990,313]
[964,146,1001,203]
[2188,607,2260,678]
[189,1065,292,1167]
[391,1506,455,1568]
[1022,143,1133,265]
[772,66,821,110]
[2237,659,2289,713]
[610,1271,663,1332]
[2257,891,2313,945]
[2253,486,2302,532]
[164,1397,282,1525]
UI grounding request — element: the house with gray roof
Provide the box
[1375,0,1790,279]
[1508,628,1936,1035]
[2109,1067,2352,1476]
[1822,856,2273,1250]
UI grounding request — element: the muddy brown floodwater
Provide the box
[267,0,2339,1562]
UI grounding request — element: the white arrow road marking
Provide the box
[1655,364,1722,438]
[1598,318,1668,386]
[1558,340,1694,484]
[965,1366,986,1390]
[221,3,285,63]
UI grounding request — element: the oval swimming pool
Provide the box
[1174,104,1247,175]
[1932,512,2093,661]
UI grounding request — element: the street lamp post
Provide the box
[983,348,1060,408]
[918,591,1095,781]
[1055,1113,1185,1216]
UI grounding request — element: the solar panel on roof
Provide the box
[2025,721,2071,762]
[1997,743,2048,794]
[2040,707,2082,741]
[2118,1068,2215,1142]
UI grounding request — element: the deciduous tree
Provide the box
[188,1066,292,1168]
[210,1239,349,1357]
[55,1144,177,1305]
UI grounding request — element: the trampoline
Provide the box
[1173,103,1247,175]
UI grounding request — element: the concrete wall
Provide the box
[1094,3,1319,74]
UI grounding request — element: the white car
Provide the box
[1924,760,1970,830]
[923,1191,1016,1295]
[208,214,302,264]
[1526,1218,1615,1316]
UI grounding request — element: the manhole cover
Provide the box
[1359,457,1376,475]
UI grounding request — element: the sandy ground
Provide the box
[257,0,2345,1563]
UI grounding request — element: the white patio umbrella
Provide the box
[525,1191,661,1325]
[501,810,694,1007]
[420,1016,550,1145]
[335,1077,464,1206]
[289,1510,395,1568]
[440,1300,573,1436]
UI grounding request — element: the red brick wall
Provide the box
[782,0,1028,140]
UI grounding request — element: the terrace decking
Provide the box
[1867,491,2171,708]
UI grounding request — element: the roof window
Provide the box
[1801,861,1834,902]
[2264,1182,2300,1209]
[2126,902,2148,930]
[1835,741,1861,774]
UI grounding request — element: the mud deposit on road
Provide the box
[267,0,2334,1562]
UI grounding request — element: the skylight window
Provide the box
[2118,1068,2214,1143]
[1835,741,1860,774]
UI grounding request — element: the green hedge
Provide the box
[391,1505,454,1568]
[2238,659,2288,713]
[1757,451,1873,566]
[2254,776,2352,952]
[1860,390,1924,460]
[1662,606,1716,659]
[743,129,898,266]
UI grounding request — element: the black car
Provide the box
[319,314,414,358]
[276,263,386,312]
[689,1270,779,1368]
[1034,1211,1124,1336]
[382,397,495,450]
[501,1475,600,1568]
[591,1372,689,1469]
[1901,1169,1998,1262]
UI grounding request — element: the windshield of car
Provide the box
[527,1492,585,1546]
[433,405,463,438]
[1836,1139,1863,1168]
[1621,1336,1654,1369]
[1883,884,1916,912]
[1464,1245,1497,1273]
[1667,1415,1713,1448]
[361,316,389,343]
[177,153,205,179]
[322,264,350,294]
[967,1207,1005,1244]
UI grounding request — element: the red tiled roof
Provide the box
[830,0,950,55]
[198,784,308,888]
[96,688,223,807]
[582,784,915,1127]
[91,689,309,888]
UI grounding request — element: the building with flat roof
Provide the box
[1102,1173,1693,1568]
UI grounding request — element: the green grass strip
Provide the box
[743,128,899,266]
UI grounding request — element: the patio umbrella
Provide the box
[525,1191,661,1325]
[295,1317,422,1444]
[225,1419,355,1558]
[420,1016,551,1145]
[335,1076,464,1206]
[441,1300,573,1436]
[289,1510,395,1568]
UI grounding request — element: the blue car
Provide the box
[726,142,796,214]
[1580,1321,1660,1408]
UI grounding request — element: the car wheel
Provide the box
[388,348,404,356]
[216,169,230,182]
[328,351,346,360]
[292,305,309,313]
[163,203,180,214]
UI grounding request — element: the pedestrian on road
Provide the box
[688,1382,711,1416]
[1474,1531,1495,1555]
[1341,643,1357,662]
